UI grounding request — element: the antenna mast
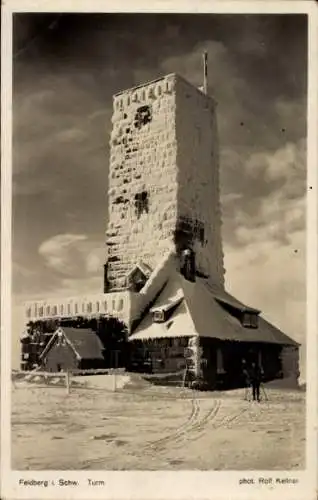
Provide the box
[203,51,208,94]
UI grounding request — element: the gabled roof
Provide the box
[63,328,105,359]
[40,327,105,360]
[129,273,299,347]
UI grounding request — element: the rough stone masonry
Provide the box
[105,73,225,292]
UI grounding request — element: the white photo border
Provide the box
[1,1,317,499]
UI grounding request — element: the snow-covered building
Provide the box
[21,55,300,389]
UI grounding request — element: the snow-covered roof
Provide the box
[129,273,299,347]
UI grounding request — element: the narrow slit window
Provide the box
[134,191,149,218]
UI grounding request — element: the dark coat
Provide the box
[248,364,262,384]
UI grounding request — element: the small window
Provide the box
[103,300,108,312]
[59,304,64,315]
[67,304,71,315]
[153,310,165,323]
[134,105,152,129]
[46,306,51,316]
[194,220,205,245]
[134,191,149,218]
[38,306,44,317]
[87,302,92,314]
[96,301,100,312]
[52,306,57,316]
[26,307,31,318]
[74,303,78,314]
[242,312,259,329]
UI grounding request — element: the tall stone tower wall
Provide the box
[106,75,179,291]
[175,77,224,287]
[106,73,224,292]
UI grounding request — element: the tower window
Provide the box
[134,191,149,218]
[194,220,205,246]
[134,105,152,129]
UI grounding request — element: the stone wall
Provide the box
[106,75,179,291]
[106,73,224,291]
[175,77,224,287]
[280,345,300,387]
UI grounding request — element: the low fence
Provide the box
[12,368,126,393]
[12,367,195,394]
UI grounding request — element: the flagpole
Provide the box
[203,51,208,94]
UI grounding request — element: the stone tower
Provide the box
[105,72,224,293]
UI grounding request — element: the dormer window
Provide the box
[242,312,259,329]
[151,296,183,323]
[153,309,165,323]
[127,262,152,292]
[128,267,147,292]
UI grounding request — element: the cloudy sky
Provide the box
[12,14,307,372]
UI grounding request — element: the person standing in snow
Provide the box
[249,361,263,402]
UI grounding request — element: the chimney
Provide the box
[180,248,196,283]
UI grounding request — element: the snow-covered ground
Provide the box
[11,375,305,470]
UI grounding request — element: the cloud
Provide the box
[86,247,105,273]
[54,127,86,143]
[224,227,306,374]
[38,234,87,273]
[221,138,306,247]
[245,139,306,185]
[38,233,105,278]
